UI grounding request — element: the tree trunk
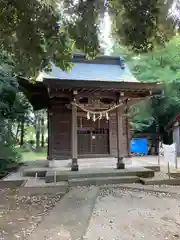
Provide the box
[20,116,24,146]
[7,119,13,142]
[35,112,41,151]
[41,115,45,148]
[16,122,20,140]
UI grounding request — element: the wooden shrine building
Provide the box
[19,54,161,170]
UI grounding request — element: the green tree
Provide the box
[0,52,32,176]
[0,0,179,78]
[128,37,180,142]
[0,74,20,176]
[109,0,179,52]
[0,0,100,77]
[13,93,32,144]
[111,36,180,142]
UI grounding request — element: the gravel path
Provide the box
[2,185,180,240]
[0,189,63,240]
[84,188,180,240]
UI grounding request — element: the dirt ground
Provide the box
[85,188,180,240]
[1,186,180,240]
[0,188,62,240]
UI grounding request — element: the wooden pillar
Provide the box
[47,109,52,161]
[125,105,130,157]
[116,107,125,169]
[71,103,79,171]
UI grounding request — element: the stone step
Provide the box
[23,167,48,177]
[45,167,154,183]
[69,176,140,187]
[18,183,69,196]
[144,165,160,172]
[169,172,180,178]
[0,180,26,189]
[23,160,49,168]
[140,178,180,185]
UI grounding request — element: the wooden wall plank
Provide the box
[109,110,131,158]
[50,103,72,160]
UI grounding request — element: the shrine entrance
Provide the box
[77,117,109,155]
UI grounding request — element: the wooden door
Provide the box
[77,117,109,155]
[91,128,109,154]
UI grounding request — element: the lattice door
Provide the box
[77,117,109,155]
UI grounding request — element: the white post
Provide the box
[158,139,162,166]
[168,161,170,179]
[175,142,178,169]
[158,149,160,165]
[35,172,38,182]
[54,171,57,184]
[175,157,178,169]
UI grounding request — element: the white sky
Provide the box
[99,11,113,55]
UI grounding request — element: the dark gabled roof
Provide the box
[42,54,138,83]
[18,54,163,110]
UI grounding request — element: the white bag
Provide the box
[163,143,177,168]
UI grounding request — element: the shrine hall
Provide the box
[18,54,161,171]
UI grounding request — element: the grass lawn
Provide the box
[18,148,47,162]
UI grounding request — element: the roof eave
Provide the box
[18,77,49,110]
[44,78,162,92]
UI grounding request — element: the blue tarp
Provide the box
[130,138,148,155]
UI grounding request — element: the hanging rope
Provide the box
[71,101,124,115]
[71,100,125,121]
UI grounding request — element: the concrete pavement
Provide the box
[28,186,99,240]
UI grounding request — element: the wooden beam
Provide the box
[48,88,72,99]
[76,91,117,100]
[44,79,162,93]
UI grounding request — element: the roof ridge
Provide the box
[72,54,125,65]
[119,56,125,70]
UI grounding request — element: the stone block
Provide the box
[0,180,27,189]
[18,184,69,196]
[23,168,47,177]
[69,176,140,187]
[140,178,180,185]
[144,165,160,172]
[45,167,154,183]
